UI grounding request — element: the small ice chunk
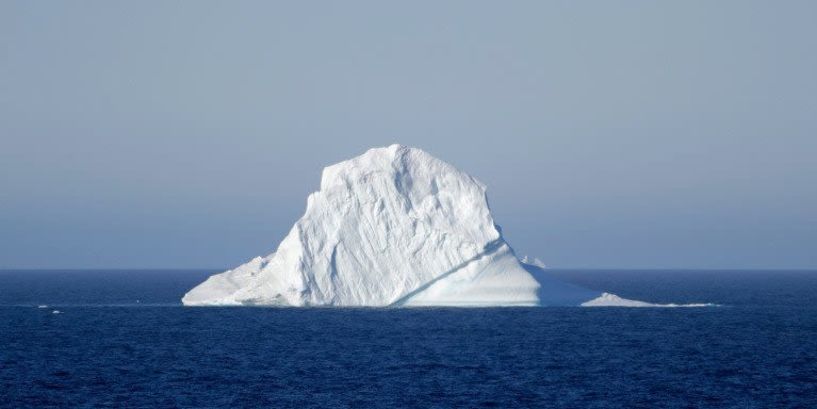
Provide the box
[582,292,715,308]
[520,255,547,268]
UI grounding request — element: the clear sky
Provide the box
[1,1,815,269]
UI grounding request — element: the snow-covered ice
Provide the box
[183,144,705,308]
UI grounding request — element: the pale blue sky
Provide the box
[1,1,815,269]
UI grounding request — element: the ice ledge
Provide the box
[581,292,717,308]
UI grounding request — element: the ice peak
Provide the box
[320,144,453,189]
[386,143,408,154]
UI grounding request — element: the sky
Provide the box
[1,1,815,269]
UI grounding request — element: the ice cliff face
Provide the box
[183,144,652,307]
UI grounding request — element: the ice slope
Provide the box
[182,144,701,307]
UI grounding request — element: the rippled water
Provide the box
[2,270,817,408]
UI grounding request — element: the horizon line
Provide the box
[1,267,816,272]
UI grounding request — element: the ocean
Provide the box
[2,269,816,408]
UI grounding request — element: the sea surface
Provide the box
[2,269,816,408]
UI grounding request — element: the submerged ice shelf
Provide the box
[183,144,705,308]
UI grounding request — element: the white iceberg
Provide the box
[183,144,705,308]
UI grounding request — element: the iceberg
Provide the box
[182,144,701,308]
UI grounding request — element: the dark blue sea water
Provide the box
[2,270,817,408]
